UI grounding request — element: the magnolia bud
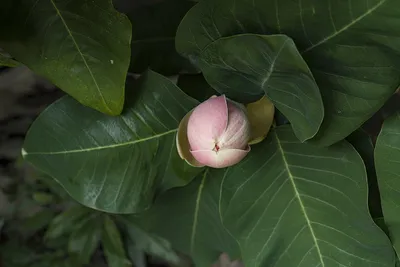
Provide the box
[186,95,251,168]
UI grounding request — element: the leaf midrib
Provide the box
[274,132,325,267]
[22,129,177,156]
[190,170,208,254]
[49,0,112,113]
[301,0,387,54]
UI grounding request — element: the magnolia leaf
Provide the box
[375,112,400,256]
[68,215,102,264]
[246,96,275,145]
[119,216,180,265]
[133,125,395,267]
[347,129,382,219]
[0,0,131,115]
[125,240,146,267]
[102,216,132,267]
[198,34,323,142]
[23,70,203,214]
[176,0,400,145]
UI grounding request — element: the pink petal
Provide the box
[190,146,250,168]
[219,100,251,150]
[187,95,228,150]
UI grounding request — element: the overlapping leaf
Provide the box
[198,34,323,141]
[102,216,132,267]
[0,0,132,115]
[23,71,202,214]
[176,0,400,145]
[133,125,395,267]
[375,112,400,257]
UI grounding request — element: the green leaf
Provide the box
[135,125,395,267]
[45,205,91,240]
[0,50,19,67]
[15,209,55,238]
[68,215,102,264]
[246,96,275,145]
[119,216,180,265]
[128,0,197,75]
[37,173,70,200]
[125,240,146,267]
[375,112,400,257]
[198,34,323,141]
[0,0,132,115]
[347,129,382,219]
[176,0,400,145]
[32,192,55,205]
[23,70,202,214]
[102,216,132,267]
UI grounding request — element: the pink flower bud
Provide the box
[186,95,251,168]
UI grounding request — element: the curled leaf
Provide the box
[176,110,204,167]
[246,96,275,145]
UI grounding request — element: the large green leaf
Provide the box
[198,34,323,141]
[0,0,132,115]
[23,71,202,213]
[102,216,132,267]
[68,215,102,264]
[176,0,400,145]
[134,125,395,267]
[347,129,382,219]
[130,170,241,267]
[119,216,180,265]
[128,0,197,75]
[375,112,400,256]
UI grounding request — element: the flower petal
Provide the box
[219,100,251,150]
[187,95,228,150]
[190,146,250,168]
[176,110,205,167]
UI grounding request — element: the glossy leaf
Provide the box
[176,0,400,145]
[68,215,102,264]
[375,112,400,256]
[119,216,180,265]
[347,129,382,219]
[23,70,202,213]
[197,34,323,141]
[102,216,132,267]
[128,0,197,75]
[0,0,132,115]
[134,125,395,267]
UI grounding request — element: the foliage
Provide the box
[0,165,180,267]
[2,0,400,266]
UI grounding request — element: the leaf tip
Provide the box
[21,148,28,158]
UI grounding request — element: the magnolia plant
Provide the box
[2,0,400,267]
